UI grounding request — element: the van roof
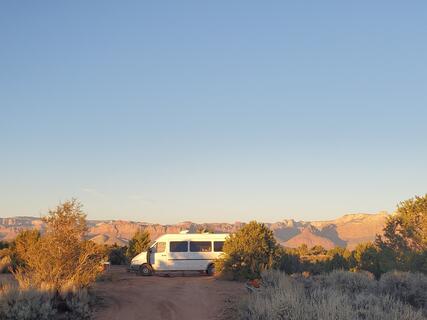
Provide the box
[154,233,229,242]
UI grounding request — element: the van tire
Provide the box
[139,264,153,276]
[207,263,215,276]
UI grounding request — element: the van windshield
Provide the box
[152,242,166,253]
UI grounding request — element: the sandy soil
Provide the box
[92,266,246,320]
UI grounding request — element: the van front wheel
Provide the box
[139,264,153,276]
[207,263,215,276]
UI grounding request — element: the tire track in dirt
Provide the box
[93,266,246,320]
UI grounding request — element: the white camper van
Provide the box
[129,232,228,276]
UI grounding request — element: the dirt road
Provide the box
[93,266,246,320]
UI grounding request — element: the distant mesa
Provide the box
[0,213,388,249]
[281,227,337,249]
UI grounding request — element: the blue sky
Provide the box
[1,1,426,223]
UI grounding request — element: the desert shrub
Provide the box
[0,241,9,250]
[278,246,356,275]
[61,288,93,320]
[376,194,427,273]
[216,221,280,280]
[241,271,309,319]
[0,243,11,273]
[277,249,302,274]
[0,285,56,320]
[309,245,327,255]
[0,284,93,320]
[239,270,426,320]
[379,271,427,313]
[409,250,427,274]
[0,248,12,273]
[8,230,41,271]
[352,242,382,277]
[325,247,353,271]
[12,199,105,291]
[319,270,376,294]
[107,244,129,265]
[126,230,150,260]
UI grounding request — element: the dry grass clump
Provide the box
[239,270,427,320]
[0,284,92,320]
[0,285,55,320]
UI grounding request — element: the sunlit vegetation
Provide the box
[239,269,427,319]
[218,194,427,280]
[0,199,106,319]
[216,221,281,280]
[0,194,425,319]
[103,229,151,265]
[125,229,151,261]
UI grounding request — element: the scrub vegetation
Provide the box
[218,194,427,280]
[0,199,105,319]
[0,194,425,319]
[125,229,151,261]
[239,269,427,320]
[102,229,151,266]
[216,221,281,280]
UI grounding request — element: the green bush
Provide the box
[216,221,280,280]
[376,194,427,273]
[277,249,301,274]
[107,244,128,265]
[126,230,150,260]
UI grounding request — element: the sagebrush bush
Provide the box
[0,285,56,320]
[0,284,93,320]
[379,271,427,313]
[319,269,376,294]
[62,288,93,320]
[239,270,426,320]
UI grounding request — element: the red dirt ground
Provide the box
[92,266,246,320]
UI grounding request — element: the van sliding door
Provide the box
[168,241,189,271]
[189,241,213,270]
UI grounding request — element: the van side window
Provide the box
[156,242,166,253]
[190,241,212,252]
[170,241,188,252]
[214,241,224,252]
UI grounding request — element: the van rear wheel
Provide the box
[207,263,215,276]
[139,264,153,276]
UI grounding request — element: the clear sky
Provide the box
[1,1,426,224]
